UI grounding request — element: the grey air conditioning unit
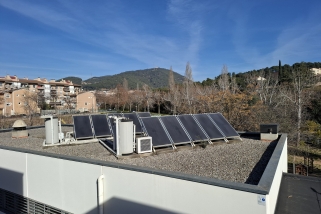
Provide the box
[135,136,152,154]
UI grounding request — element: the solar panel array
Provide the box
[140,113,240,149]
[73,112,240,151]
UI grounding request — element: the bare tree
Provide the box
[164,66,181,114]
[279,65,317,173]
[123,78,128,91]
[182,62,195,113]
[142,84,154,112]
[131,89,144,112]
[95,91,108,110]
[22,90,39,126]
[255,70,279,107]
[63,96,74,112]
[153,90,163,114]
[218,65,230,91]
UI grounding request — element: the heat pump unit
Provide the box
[136,137,152,154]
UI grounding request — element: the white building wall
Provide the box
[27,154,101,214]
[266,138,288,214]
[103,167,266,214]
[0,134,288,214]
[0,150,27,195]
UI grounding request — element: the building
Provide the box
[0,126,288,214]
[311,68,321,75]
[76,91,97,112]
[0,75,82,116]
[2,89,40,116]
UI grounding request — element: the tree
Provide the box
[164,66,181,114]
[182,62,195,113]
[218,65,230,91]
[22,90,39,126]
[279,64,317,173]
[95,91,108,110]
[63,96,75,111]
[142,84,154,112]
[153,90,163,114]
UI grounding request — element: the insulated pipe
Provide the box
[98,174,105,214]
[50,115,54,144]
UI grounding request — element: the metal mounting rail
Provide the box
[107,117,114,137]
[175,116,195,147]
[191,114,212,144]
[158,117,176,149]
[206,114,228,143]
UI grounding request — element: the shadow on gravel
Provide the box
[245,140,278,185]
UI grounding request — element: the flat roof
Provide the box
[275,173,321,214]
[0,127,278,186]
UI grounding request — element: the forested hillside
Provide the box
[199,61,321,90]
[82,68,184,90]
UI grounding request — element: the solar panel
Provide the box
[193,114,225,140]
[159,116,191,145]
[73,115,94,140]
[207,113,239,138]
[140,117,173,148]
[137,112,151,117]
[177,115,209,142]
[91,114,111,138]
[123,113,143,133]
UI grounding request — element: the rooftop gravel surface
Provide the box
[0,127,277,185]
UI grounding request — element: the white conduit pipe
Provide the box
[98,174,105,214]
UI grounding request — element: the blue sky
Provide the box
[1,0,320,82]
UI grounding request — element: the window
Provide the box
[18,102,21,105]
[6,103,11,106]
[16,94,19,97]
[5,94,10,98]
[85,102,88,105]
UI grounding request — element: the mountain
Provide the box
[56,76,82,85]
[81,68,184,90]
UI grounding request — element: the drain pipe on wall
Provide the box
[98,174,105,214]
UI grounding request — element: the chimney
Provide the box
[260,124,279,141]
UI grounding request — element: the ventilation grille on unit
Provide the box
[0,188,72,214]
[136,137,152,153]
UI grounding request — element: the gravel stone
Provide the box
[0,128,276,185]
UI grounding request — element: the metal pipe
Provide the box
[98,174,104,214]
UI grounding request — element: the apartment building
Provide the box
[0,75,86,116]
[76,91,97,112]
[311,68,321,75]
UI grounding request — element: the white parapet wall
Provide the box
[0,134,288,214]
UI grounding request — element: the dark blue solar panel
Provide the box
[73,115,94,139]
[141,117,172,147]
[207,113,239,138]
[91,114,111,137]
[123,113,142,133]
[193,114,224,140]
[160,116,190,144]
[177,115,208,142]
